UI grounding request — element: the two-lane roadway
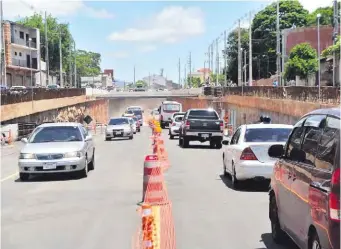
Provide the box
[1,128,294,249]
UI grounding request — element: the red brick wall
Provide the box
[4,22,11,66]
[286,26,334,55]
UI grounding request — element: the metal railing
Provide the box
[1,88,86,105]
[11,37,37,48]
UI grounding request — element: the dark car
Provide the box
[268,108,340,249]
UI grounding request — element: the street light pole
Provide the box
[276,0,281,86]
[224,30,227,87]
[238,19,242,86]
[317,13,321,101]
[59,26,63,87]
[74,40,77,87]
[249,11,253,86]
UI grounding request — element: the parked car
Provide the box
[179,108,223,149]
[105,117,134,140]
[222,123,293,188]
[268,108,340,249]
[18,122,95,181]
[169,115,184,139]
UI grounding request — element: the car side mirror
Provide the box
[268,144,284,158]
[21,137,28,143]
[222,140,229,146]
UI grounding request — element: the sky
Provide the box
[4,0,333,84]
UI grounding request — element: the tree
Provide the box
[322,36,340,58]
[223,28,249,83]
[135,80,147,87]
[187,76,201,87]
[18,13,73,75]
[252,0,309,77]
[209,73,225,85]
[307,6,334,26]
[284,43,318,81]
[75,50,101,79]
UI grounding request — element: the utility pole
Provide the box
[184,64,187,88]
[208,45,211,71]
[224,30,227,87]
[333,0,338,86]
[216,38,219,86]
[211,41,214,74]
[133,65,136,85]
[188,52,192,88]
[178,57,181,85]
[69,43,72,87]
[148,72,150,89]
[45,11,49,85]
[276,0,281,86]
[244,49,247,86]
[0,0,3,84]
[238,19,242,86]
[249,11,253,86]
[59,26,63,87]
[74,40,77,87]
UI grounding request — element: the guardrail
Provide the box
[1,88,86,105]
[202,86,340,104]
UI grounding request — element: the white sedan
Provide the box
[222,123,293,189]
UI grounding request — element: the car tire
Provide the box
[88,150,95,171]
[183,136,189,148]
[129,135,133,140]
[309,232,321,249]
[269,194,288,244]
[105,137,111,141]
[19,172,29,181]
[231,164,240,189]
[170,134,174,139]
[209,140,215,149]
[79,158,88,178]
[216,141,222,149]
[134,132,136,134]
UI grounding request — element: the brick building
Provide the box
[3,21,41,87]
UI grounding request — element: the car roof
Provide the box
[303,107,340,118]
[38,122,81,128]
[244,124,294,129]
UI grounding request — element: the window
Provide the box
[315,117,340,171]
[163,104,180,112]
[19,31,24,39]
[286,118,306,159]
[244,128,292,142]
[300,115,326,166]
[231,128,241,145]
[19,52,22,56]
[14,52,17,56]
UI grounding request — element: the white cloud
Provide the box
[298,0,333,12]
[108,6,205,43]
[3,0,113,19]
[138,45,157,53]
[108,51,129,59]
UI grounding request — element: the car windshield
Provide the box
[244,128,292,142]
[188,110,218,119]
[109,118,129,125]
[163,104,180,111]
[131,110,142,115]
[29,126,83,143]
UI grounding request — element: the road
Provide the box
[1,127,293,249]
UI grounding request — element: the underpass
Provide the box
[1,128,291,249]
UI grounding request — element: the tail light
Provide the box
[185,120,190,129]
[160,115,163,121]
[329,168,340,221]
[240,147,258,160]
[220,121,224,132]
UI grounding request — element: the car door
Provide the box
[81,126,93,159]
[289,114,326,247]
[225,127,241,173]
[275,116,307,236]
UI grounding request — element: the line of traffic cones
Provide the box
[133,118,176,249]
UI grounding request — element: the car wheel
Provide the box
[129,135,133,140]
[231,164,239,189]
[79,157,88,178]
[310,232,321,249]
[183,137,189,148]
[88,150,95,171]
[19,172,29,181]
[270,194,287,244]
[105,137,110,141]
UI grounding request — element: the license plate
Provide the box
[201,133,210,138]
[43,163,57,170]
[116,131,122,135]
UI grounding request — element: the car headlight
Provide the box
[19,153,35,159]
[64,151,83,158]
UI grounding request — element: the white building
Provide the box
[80,73,113,88]
[4,21,41,87]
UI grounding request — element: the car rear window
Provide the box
[188,110,218,119]
[163,104,180,111]
[109,118,129,125]
[244,128,292,142]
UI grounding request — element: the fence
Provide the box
[17,122,38,139]
[202,86,340,104]
[1,88,86,105]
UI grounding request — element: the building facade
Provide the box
[4,21,41,87]
[188,68,211,83]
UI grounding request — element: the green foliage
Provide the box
[209,73,225,84]
[135,80,147,87]
[284,43,318,80]
[322,36,340,57]
[251,0,309,77]
[187,76,201,88]
[75,50,101,78]
[307,6,334,26]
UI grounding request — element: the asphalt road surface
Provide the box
[1,128,295,249]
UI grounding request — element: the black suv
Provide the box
[268,108,340,249]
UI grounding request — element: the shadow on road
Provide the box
[14,171,94,183]
[258,233,299,249]
[219,174,270,192]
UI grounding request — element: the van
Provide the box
[158,101,182,128]
[268,108,340,249]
